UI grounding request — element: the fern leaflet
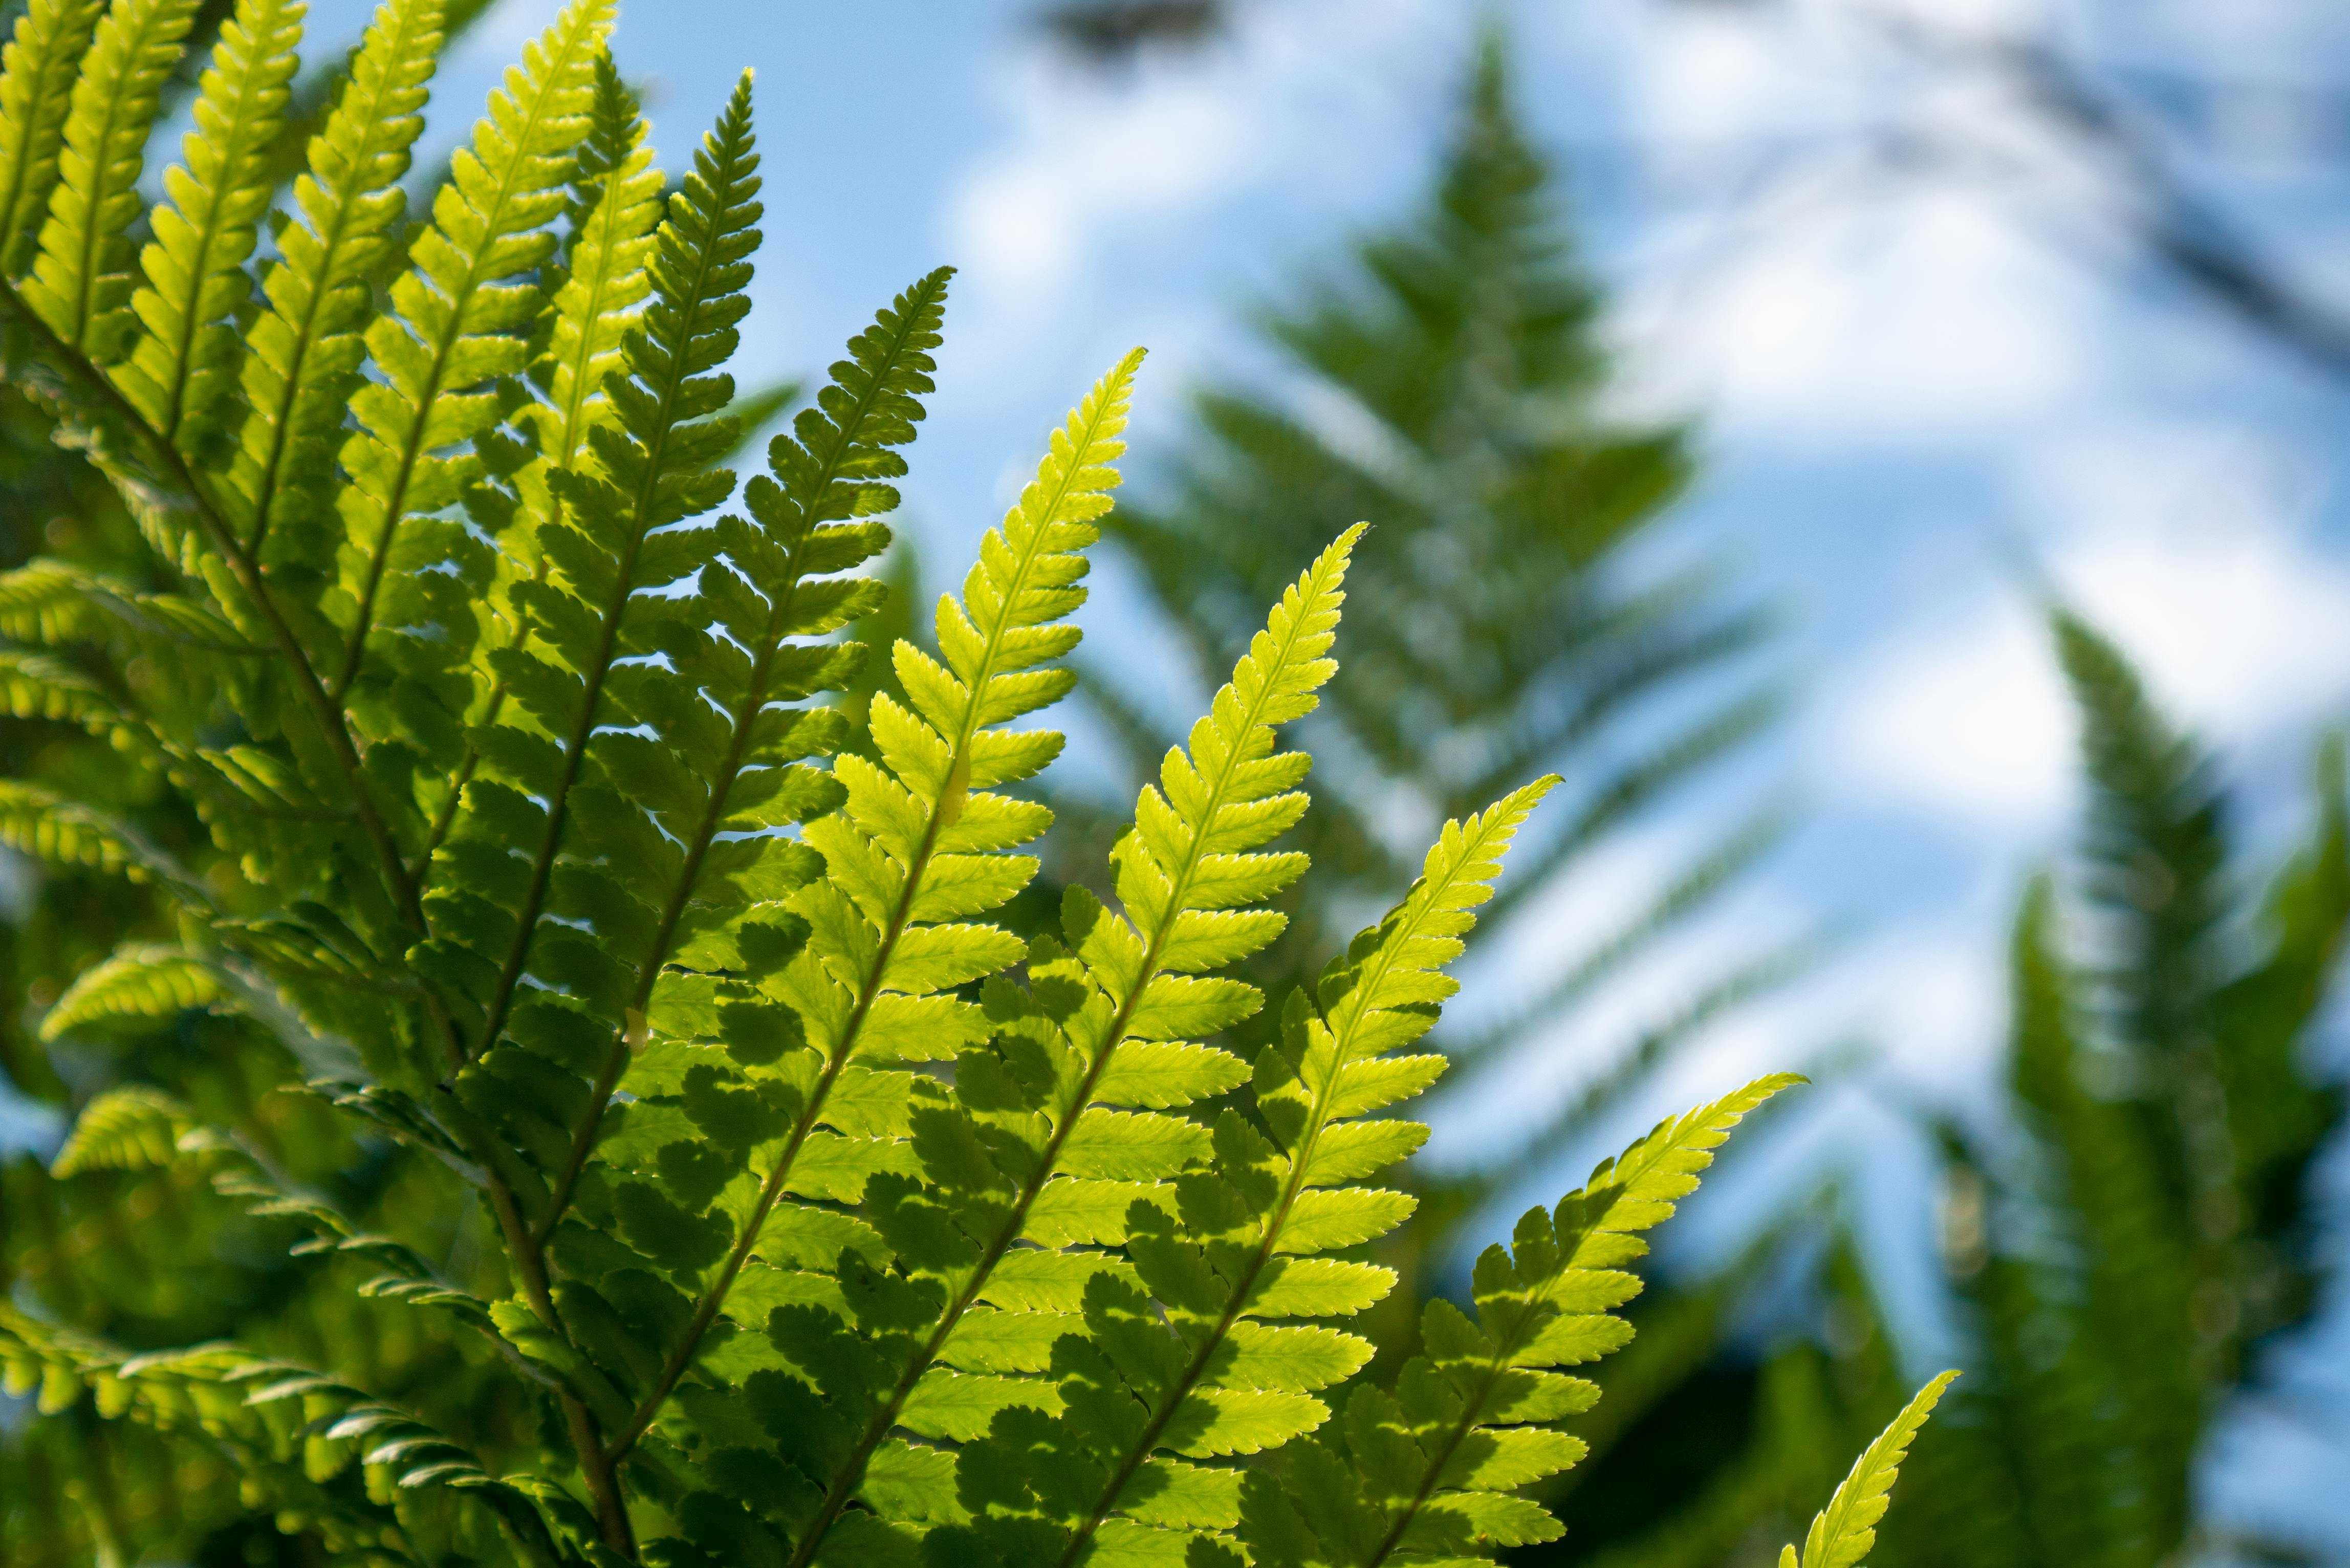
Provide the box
[47,1082,196,1173]
[0,0,106,274]
[113,0,304,451]
[1233,1075,1799,1568]
[1780,1372,1960,1568]
[38,943,226,1039]
[19,0,203,355]
[225,0,444,558]
[328,0,608,753]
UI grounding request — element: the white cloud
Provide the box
[1623,7,1820,145]
[938,0,1439,374]
[947,64,1268,325]
[1825,422,2350,832]
[1622,183,2097,445]
[1826,590,2075,829]
[1601,0,2152,449]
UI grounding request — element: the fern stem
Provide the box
[788,544,1346,1568]
[479,1150,633,1551]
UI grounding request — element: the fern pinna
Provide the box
[0,5,1947,1563]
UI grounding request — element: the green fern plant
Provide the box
[0,6,1947,1562]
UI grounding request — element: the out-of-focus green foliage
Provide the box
[1867,612,2349,1568]
[1540,610,2350,1568]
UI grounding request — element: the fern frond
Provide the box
[19,0,205,356]
[2004,874,2196,1554]
[39,943,226,1039]
[0,777,191,887]
[2053,608,2229,1063]
[954,777,1559,1568]
[1235,1074,1799,1568]
[412,48,658,872]
[0,647,120,727]
[586,346,1131,1547]
[2047,608,2231,1529]
[113,0,304,451]
[416,67,755,1075]
[328,0,608,727]
[1781,1371,1959,1568]
[226,0,443,558]
[523,49,659,491]
[515,269,945,1254]
[0,0,106,274]
[0,1307,568,1562]
[2216,732,2350,1195]
[199,1148,502,1334]
[49,1083,196,1173]
[0,557,117,642]
[0,560,255,657]
[677,521,1356,1568]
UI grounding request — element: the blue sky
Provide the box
[15,0,2350,1545]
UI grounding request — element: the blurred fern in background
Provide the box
[1539,611,2350,1568]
